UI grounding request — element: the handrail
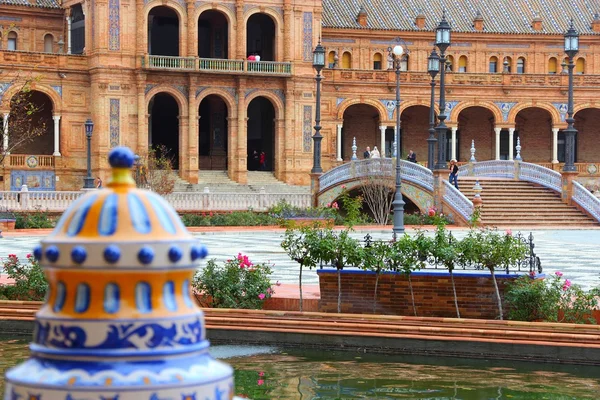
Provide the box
[442,180,473,222]
[518,162,562,193]
[457,160,515,178]
[572,181,600,223]
[143,55,292,75]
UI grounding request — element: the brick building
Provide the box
[0,0,599,190]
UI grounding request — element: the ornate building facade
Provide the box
[0,0,599,190]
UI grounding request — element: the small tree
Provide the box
[0,74,47,165]
[360,176,394,225]
[430,221,462,318]
[362,238,392,313]
[134,145,176,194]
[281,225,320,311]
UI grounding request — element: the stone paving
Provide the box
[1,228,599,290]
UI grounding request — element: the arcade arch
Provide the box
[8,90,54,155]
[148,93,180,169]
[148,6,180,56]
[198,10,228,59]
[574,108,600,163]
[198,95,229,170]
[514,107,553,162]
[341,104,380,161]
[457,107,495,161]
[246,13,275,61]
[247,97,275,171]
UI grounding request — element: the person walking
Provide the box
[96,177,103,189]
[363,146,371,159]
[449,159,459,190]
[259,151,266,171]
[407,150,417,163]
[251,150,259,170]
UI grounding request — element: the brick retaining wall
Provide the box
[317,269,529,319]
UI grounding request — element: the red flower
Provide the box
[428,208,435,217]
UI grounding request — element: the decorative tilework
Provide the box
[272,89,285,105]
[10,170,55,191]
[0,83,12,103]
[145,84,157,96]
[303,105,312,152]
[245,88,258,98]
[50,85,62,97]
[302,12,313,62]
[379,99,397,120]
[552,103,568,122]
[322,38,355,43]
[196,87,238,102]
[109,99,120,148]
[370,39,413,45]
[172,85,188,98]
[495,102,517,121]
[108,0,120,51]
[336,97,345,107]
[445,101,460,115]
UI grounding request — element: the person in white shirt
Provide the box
[371,146,381,158]
[255,54,261,62]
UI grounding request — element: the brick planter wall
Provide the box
[317,269,529,319]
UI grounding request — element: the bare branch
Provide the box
[360,174,394,225]
[134,145,176,194]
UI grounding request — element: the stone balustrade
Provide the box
[0,50,88,71]
[144,55,292,76]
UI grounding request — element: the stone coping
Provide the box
[1,300,600,365]
[316,268,544,278]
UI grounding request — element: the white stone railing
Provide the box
[443,180,474,221]
[319,159,434,192]
[147,55,196,70]
[572,181,600,222]
[518,162,562,193]
[458,160,515,178]
[0,186,311,213]
[143,55,292,75]
[198,57,243,72]
[246,61,292,74]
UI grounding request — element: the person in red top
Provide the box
[259,152,266,170]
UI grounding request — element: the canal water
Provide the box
[1,339,599,399]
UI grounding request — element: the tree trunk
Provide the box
[408,274,417,316]
[490,268,503,320]
[373,271,380,314]
[450,269,461,318]
[298,264,303,312]
[337,269,342,313]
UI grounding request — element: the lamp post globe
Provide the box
[392,45,403,57]
[311,41,325,175]
[83,118,95,189]
[562,19,579,173]
[427,49,440,170]
[434,11,451,170]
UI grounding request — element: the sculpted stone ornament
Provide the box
[3,146,234,400]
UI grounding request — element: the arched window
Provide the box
[44,34,53,53]
[341,52,352,69]
[446,55,454,71]
[327,51,336,68]
[503,56,512,73]
[489,56,498,73]
[373,53,382,70]
[575,58,585,74]
[548,57,557,74]
[7,32,17,51]
[458,55,467,72]
[517,57,525,74]
[562,57,569,73]
[400,55,408,71]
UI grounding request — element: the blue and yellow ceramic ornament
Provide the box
[4,147,234,400]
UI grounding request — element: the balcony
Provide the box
[142,55,292,76]
[321,69,600,88]
[0,50,88,71]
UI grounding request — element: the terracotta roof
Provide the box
[322,0,600,35]
[0,0,61,9]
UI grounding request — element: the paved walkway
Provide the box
[1,226,599,289]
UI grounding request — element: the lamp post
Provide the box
[427,48,440,170]
[434,11,451,170]
[83,118,95,189]
[311,40,325,174]
[387,38,406,234]
[563,19,579,172]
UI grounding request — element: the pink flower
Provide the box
[555,271,563,277]
[529,271,536,278]
[266,287,273,294]
[257,379,264,386]
[428,208,435,217]
[562,279,572,291]
[506,229,512,236]
[275,281,281,286]
[332,202,339,209]
[341,185,346,190]
[259,372,264,377]
[258,293,266,300]
[26,253,32,258]
[326,202,331,208]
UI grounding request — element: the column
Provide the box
[235,78,247,183]
[66,14,72,54]
[283,0,292,62]
[494,127,501,160]
[379,126,386,157]
[235,2,245,59]
[186,1,196,57]
[136,77,148,155]
[52,115,61,156]
[552,128,559,163]
[188,78,198,182]
[3,113,9,154]
[451,126,457,161]
[336,124,343,161]
[508,127,515,161]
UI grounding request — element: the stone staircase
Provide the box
[459,178,598,227]
[173,171,309,194]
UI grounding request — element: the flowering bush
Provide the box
[0,253,47,301]
[192,253,274,309]
[505,271,600,323]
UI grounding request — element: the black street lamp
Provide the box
[311,40,325,174]
[387,38,406,234]
[427,48,440,171]
[563,19,579,172]
[434,11,451,170]
[83,118,95,189]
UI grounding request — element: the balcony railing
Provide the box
[8,154,55,168]
[143,55,292,76]
[0,50,88,71]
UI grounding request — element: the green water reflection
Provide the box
[2,339,600,399]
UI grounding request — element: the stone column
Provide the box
[552,127,559,163]
[235,78,247,183]
[52,115,61,156]
[187,1,196,57]
[379,125,386,157]
[235,2,245,59]
[136,77,148,155]
[2,113,9,154]
[494,127,501,160]
[188,78,198,183]
[451,126,457,161]
[336,124,343,161]
[508,127,515,161]
[66,11,72,54]
[283,0,292,62]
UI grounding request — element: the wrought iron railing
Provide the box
[443,180,473,221]
[572,181,600,222]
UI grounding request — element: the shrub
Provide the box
[192,253,275,309]
[0,254,47,301]
[268,200,339,227]
[180,211,277,227]
[14,210,55,229]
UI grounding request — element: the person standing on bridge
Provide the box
[363,146,371,159]
[371,146,381,158]
[449,159,459,190]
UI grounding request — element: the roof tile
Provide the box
[0,0,61,9]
